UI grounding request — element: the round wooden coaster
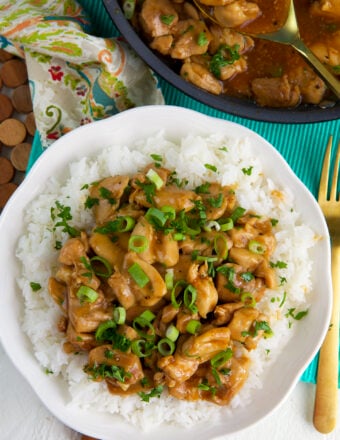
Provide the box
[10,142,32,171]
[0,118,27,146]
[12,84,33,113]
[0,59,28,88]
[0,156,15,183]
[0,182,17,208]
[24,112,36,136]
[0,93,14,122]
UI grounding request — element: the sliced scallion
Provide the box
[183,284,198,313]
[213,234,228,260]
[218,217,233,231]
[131,339,155,357]
[95,319,117,341]
[146,168,164,190]
[186,319,201,334]
[90,256,113,278]
[240,292,256,307]
[165,324,179,342]
[165,268,174,290]
[128,263,150,287]
[248,240,266,254]
[113,306,126,325]
[128,235,149,253]
[157,337,175,356]
[76,285,98,304]
[210,348,233,368]
[132,316,155,340]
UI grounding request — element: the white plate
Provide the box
[0,106,332,440]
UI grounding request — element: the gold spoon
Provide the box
[193,0,340,99]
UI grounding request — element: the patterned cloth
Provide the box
[0,0,164,147]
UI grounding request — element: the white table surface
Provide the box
[1,343,339,440]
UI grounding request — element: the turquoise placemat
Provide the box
[27,0,339,386]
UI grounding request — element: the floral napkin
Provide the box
[0,0,164,148]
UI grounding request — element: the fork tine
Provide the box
[318,135,333,202]
[330,141,340,201]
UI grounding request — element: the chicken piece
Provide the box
[216,262,266,302]
[131,216,179,267]
[187,261,218,318]
[213,301,244,325]
[209,24,254,55]
[130,182,200,211]
[228,247,264,271]
[228,308,271,349]
[88,345,144,391]
[181,59,223,95]
[89,175,130,225]
[229,221,276,257]
[89,232,123,269]
[214,1,261,28]
[48,277,66,309]
[67,285,112,333]
[170,19,212,59]
[288,65,326,104]
[181,327,231,363]
[139,0,179,38]
[150,34,174,55]
[199,0,234,4]
[109,252,167,308]
[311,40,340,68]
[158,349,200,385]
[182,1,200,20]
[251,75,301,108]
[59,236,100,291]
[55,264,73,285]
[176,308,199,333]
[200,182,236,220]
[65,321,97,352]
[310,0,340,18]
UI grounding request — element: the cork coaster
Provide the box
[0,93,14,121]
[0,59,28,88]
[0,118,27,146]
[10,142,32,171]
[0,156,15,183]
[0,182,18,208]
[12,84,33,113]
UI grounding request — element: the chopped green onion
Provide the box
[157,338,175,356]
[183,284,198,313]
[240,292,256,307]
[203,220,221,232]
[161,205,176,220]
[90,256,113,278]
[170,280,186,309]
[204,163,217,172]
[213,234,228,260]
[128,235,149,253]
[122,0,135,19]
[173,232,186,241]
[95,216,135,234]
[139,309,156,322]
[132,316,155,340]
[95,319,116,341]
[218,217,234,231]
[146,168,164,190]
[196,255,218,263]
[230,206,246,223]
[165,269,174,290]
[131,339,155,357]
[145,207,168,228]
[165,324,179,342]
[211,348,233,368]
[186,319,201,334]
[76,285,98,304]
[128,263,150,287]
[248,240,266,254]
[113,307,126,325]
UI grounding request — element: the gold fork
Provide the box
[313,136,340,433]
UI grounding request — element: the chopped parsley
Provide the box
[99,187,116,205]
[138,385,163,402]
[208,193,224,208]
[51,201,80,237]
[285,308,309,321]
[204,163,217,172]
[210,44,240,78]
[30,282,41,292]
[160,14,175,25]
[242,166,253,175]
[197,31,208,46]
[84,363,132,383]
[270,260,288,269]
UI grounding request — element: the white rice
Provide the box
[16,131,317,431]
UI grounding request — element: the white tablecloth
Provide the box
[0,343,339,440]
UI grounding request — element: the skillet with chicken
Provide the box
[49,162,279,405]
[122,0,340,108]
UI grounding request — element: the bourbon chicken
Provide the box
[49,162,279,405]
[123,0,340,108]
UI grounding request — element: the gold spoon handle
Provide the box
[313,241,340,433]
[293,39,340,99]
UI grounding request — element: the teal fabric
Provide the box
[27,0,339,386]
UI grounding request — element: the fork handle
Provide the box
[313,241,340,433]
